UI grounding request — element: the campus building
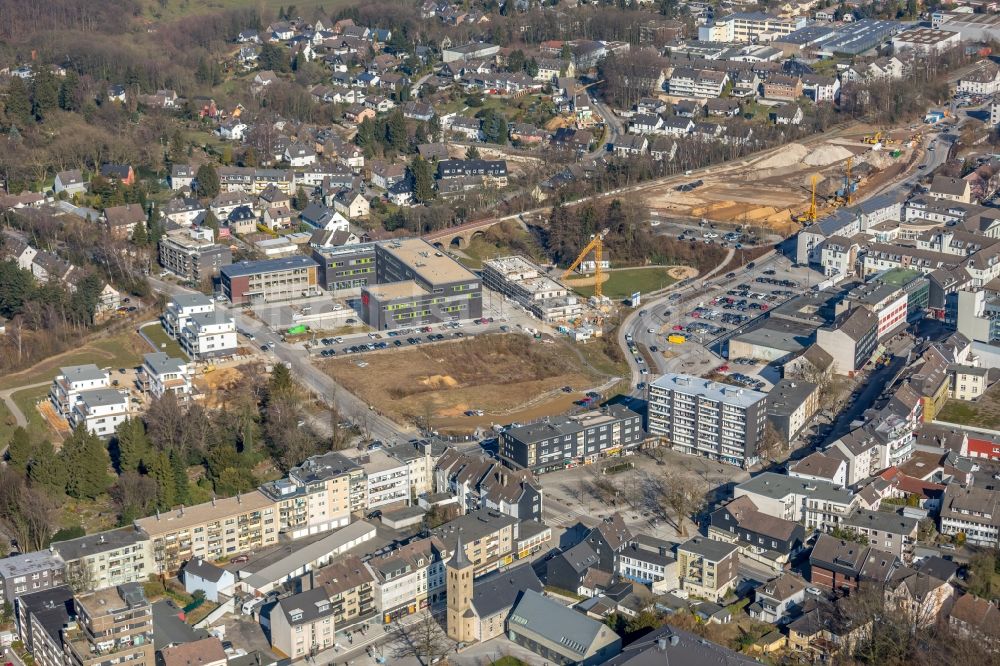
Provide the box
[221,256,320,305]
[481,255,584,322]
[360,238,482,330]
[647,373,768,467]
[310,243,377,292]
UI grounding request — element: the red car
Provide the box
[715,364,730,373]
[672,325,684,331]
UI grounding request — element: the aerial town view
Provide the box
[3,0,1000,664]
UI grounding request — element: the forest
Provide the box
[0,363,353,554]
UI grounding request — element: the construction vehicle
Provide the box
[835,157,857,205]
[863,131,884,145]
[793,174,821,225]
[668,334,686,344]
[563,228,610,301]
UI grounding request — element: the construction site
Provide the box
[644,125,924,234]
[481,228,621,341]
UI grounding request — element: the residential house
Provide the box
[100,163,135,185]
[104,204,146,239]
[138,352,192,401]
[182,558,236,602]
[949,593,1000,643]
[748,572,808,624]
[769,103,803,125]
[333,190,369,219]
[170,165,196,191]
[763,74,803,101]
[312,555,377,626]
[709,496,805,572]
[267,588,336,659]
[939,483,1000,546]
[808,533,899,591]
[159,638,227,666]
[886,569,953,626]
[54,170,87,197]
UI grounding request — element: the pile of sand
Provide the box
[756,143,809,170]
[421,374,459,389]
[804,144,854,167]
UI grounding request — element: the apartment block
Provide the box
[676,537,739,603]
[53,528,154,593]
[69,389,130,438]
[312,555,377,627]
[138,352,192,401]
[268,588,336,659]
[158,227,232,282]
[134,491,279,573]
[361,238,482,330]
[359,449,411,509]
[499,404,645,474]
[365,537,449,623]
[15,586,74,666]
[428,510,520,577]
[647,373,768,467]
[939,483,1000,547]
[63,584,154,666]
[162,293,215,338]
[178,310,238,360]
[259,451,365,539]
[221,256,320,305]
[734,472,857,532]
[0,551,65,605]
[49,364,111,422]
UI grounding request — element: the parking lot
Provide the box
[303,316,515,359]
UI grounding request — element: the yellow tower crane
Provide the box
[563,228,610,300]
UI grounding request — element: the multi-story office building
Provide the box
[221,256,321,305]
[845,283,909,340]
[311,243,376,292]
[63,584,154,666]
[361,238,482,330]
[647,373,768,467]
[259,452,365,539]
[158,227,232,283]
[0,551,65,605]
[53,528,154,593]
[134,491,279,573]
[499,404,645,473]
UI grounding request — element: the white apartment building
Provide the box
[139,352,192,400]
[179,311,238,359]
[162,293,215,338]
[70,388,130,437]
[667,67,729,98]
[49,364,111,420]
[53,528,154,593]
[647,373,768,467]
[259,451,366,539]
[703,13,807,43]
[362,450,411,509]
[940,484,1000,547]
[734,472,858,532]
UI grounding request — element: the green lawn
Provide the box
[492,658,528,666]
[573,267,678,300]
[140,323,188,359]
[12,385,57,441]
[937,381,1000,428]
[0,333,146,391]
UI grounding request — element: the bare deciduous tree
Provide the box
[389,614,452,666]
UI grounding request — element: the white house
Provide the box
[139,352,192,400]
[69,388,130,437]
[217,120,248,141]
[284,143,317,167]
[95,283,121,316]
[163,293,215,338]
[54,170,88,197]
[183,558,236,602]
[49,364,111,421]
[179,310,238,359]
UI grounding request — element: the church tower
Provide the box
[446,535,475,642]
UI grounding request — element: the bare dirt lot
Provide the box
[643,123,917,235]
[319,334,607,430]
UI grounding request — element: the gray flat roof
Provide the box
[737,471,853,504]
[221,255,317,278]
[0,550,63,579]
[240,521,375,589]
[731,320,815,353]
[169,293,213,309]
[143,352,186,376]
[378,238,477,286]
[650,373,767,409]
[59,364,106,383]
[78,388,127,409]
[53,527,145,562]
